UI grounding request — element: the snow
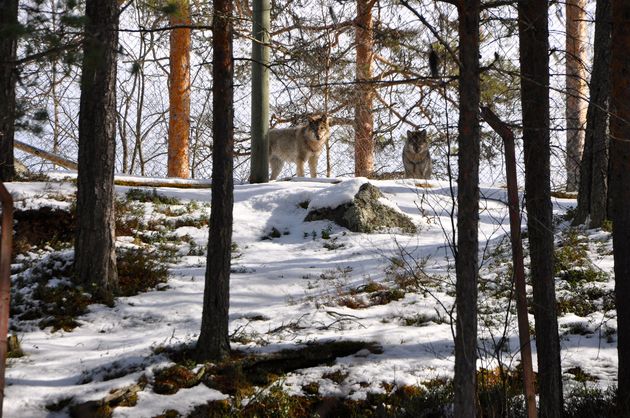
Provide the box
[3,178,619,417]
[306,177,369,210]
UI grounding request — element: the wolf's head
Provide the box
[406,130,429,153]
[307,115,330,143]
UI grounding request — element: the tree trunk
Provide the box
[565,0,588,192]
[354,0,374,177]
[518,2,564,416]
[248,0,270,184]
[0,0,18,182]
[573,0,611,228]
[75,0,119,304]
[196,0,234,362]
[454,2,480,417]
[167,0,191,178]
[610,1,630,413]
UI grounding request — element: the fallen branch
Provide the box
[14,140,78,171]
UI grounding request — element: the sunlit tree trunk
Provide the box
[454,1,480,417]
[610,1,630,413]
[518,1,563,416]
[574,0,611,228]
[167,0,191,178]
[354,0,374,177]
[196,0,234,362]
[75,0,119,304]
[565,0,588,192]
[249,0,270,184]
[0,0,18,182]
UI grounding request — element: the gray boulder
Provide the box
[305,182,417,233]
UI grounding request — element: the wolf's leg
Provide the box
[308,155,318,178]
[296,159,305,177]
[270,157,284,180]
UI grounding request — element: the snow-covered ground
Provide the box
[3,177,616,417]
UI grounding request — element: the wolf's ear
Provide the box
[420,129,427,136]
[406,130,412,138]
[321,114,328,123]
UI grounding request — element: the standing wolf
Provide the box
[269,115,330,180]
[403,130,432,179]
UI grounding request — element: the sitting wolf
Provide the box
[269,115,330,180]
[402,129,432,179]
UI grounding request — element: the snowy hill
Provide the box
[4,177,615,417]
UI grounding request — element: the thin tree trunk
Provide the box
[167,0,191,178]
[565,0,588,192]
[0,0,18,182]
[518,2,563,416]
[131,59,146,176]
[574,0,611,228]
[354,0,374,177]
[454,2,480,417]
[481,106,538,418]
[324,22,332,178]
[610,1,630,413]
[118,64,137,174]
[196,0,234,362]
[249,0,270,184]
[50,0,61,158]
[75,0,119,304]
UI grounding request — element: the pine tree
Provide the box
[0,0,18,182]
[610,0,630,412]
[196,0,234,361]
[453,1,480,416]
[75,0,119,303]
[573,0,611,228]
[354,0,375,177]
[167,0,191,178]
[518,1,563,416]
[565,0,588,192]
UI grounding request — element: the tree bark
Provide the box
[565,0,588,192]
[454,2,480,417]
[574,0,611,228]
[481,106,537,418]
[196,0,234,362]
[75,0,119,304]
[610,1,630,413]
[0,0,18,182]
[354,0,374,177]
[249,0,270,184]
[167,0,191,178]
[518,2,564,416]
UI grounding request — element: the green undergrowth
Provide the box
[44,361,621,418]
[9,187,211,332]
[117,247,173,296]
[187,371,522,418]
[554,228,607,286]
[10,244,177,332]
[187,374,619,418]
[152,341,383,406]
[563,386,618,418]
[125,188,182,205]
[553,228,613,318]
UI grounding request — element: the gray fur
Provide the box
[403,130,432,179]
[269,115,330,180]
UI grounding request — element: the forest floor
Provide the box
[4,175,617,417]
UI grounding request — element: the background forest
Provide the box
[7,0,565,183]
